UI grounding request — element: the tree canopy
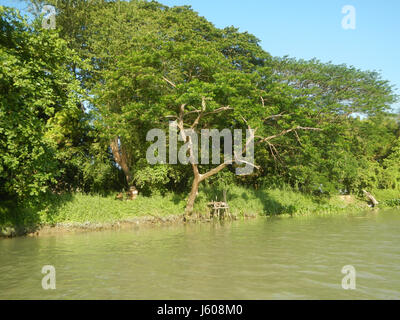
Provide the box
[1,1,399,214]
[0,6,83,201]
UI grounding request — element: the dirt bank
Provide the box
[1,212,257,238]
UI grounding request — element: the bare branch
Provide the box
[234,157,260,170]
[163,76,176,88]
[294,130,302,145]
[263,112,292,122]
[258,126,322,143]
[176,104,187,141]
[185,105,233,117]
[239,116,257,155]
[199,161,232,182]
[191,97,207,129]
[266,140,279,162]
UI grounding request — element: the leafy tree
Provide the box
[381,136,400,189]
[22,0,399,215]
[252,57,398,194]
[78,2,328,214]
[0,6,83,202]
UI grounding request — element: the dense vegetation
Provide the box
[1,1,399,232]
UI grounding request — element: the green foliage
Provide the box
[133,163,171,195]
[1,1,399,227]
[383,199,400,208]
[381,137,400,189]
[0,186,369,232]
[0,6,82,202]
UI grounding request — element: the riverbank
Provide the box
[1,186,399,237]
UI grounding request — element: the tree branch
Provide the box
[162,76,176,88]
[199,161,232,182]
[257,126,322,143]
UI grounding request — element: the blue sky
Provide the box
[2,0,399,111]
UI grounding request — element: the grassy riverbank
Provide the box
[1,186,399,237]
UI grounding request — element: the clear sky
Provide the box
[2,0,399,111]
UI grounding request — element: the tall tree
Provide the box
[0,6,83,201]
[83,2,325,215]
[24,0,399,212]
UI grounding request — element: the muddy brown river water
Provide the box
[1,210,399,299]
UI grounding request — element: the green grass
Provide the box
[43,192,187,224]
[1,185,398,235]
[371,189,400,208]
[194,185,368,217]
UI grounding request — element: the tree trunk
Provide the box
[185,175,200,216]
[110,137,132,185]
[363,190,379,207]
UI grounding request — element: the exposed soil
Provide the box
[1,212,257,238]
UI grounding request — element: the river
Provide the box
[1,210,399,299]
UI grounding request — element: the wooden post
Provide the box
[223,190,231,219]
[208,190,230,220]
